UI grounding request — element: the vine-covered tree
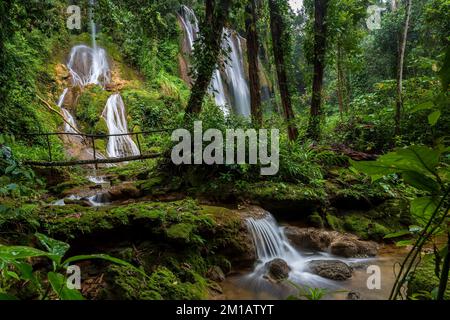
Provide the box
[269,0,298,141]
[185,0,234,115]
[245,0,262,125]
[307,0,329,140]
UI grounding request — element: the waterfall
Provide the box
[67,45,110,87]
[246,213,299,262]
[57,88,79,134]
[102,93,139,158]
[222,30,251,117]
[178,6,251,117]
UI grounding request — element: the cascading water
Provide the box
[178,6,250,117]
[102,93,139,158]
[244,212,343,296]
[222,30,251,118]
[67,45,110,87]
[56,88,79,134]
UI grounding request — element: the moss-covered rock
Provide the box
[408,254,450,300]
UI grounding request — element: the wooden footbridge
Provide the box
[13,130,172,168]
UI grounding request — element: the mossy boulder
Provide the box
[408,254,450,300]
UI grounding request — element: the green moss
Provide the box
[308,212,324,228]
[75,86,110,132]
[166,223,194,242]
[408,254,450,300]
[326,213,344,232]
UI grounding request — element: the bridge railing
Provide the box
[12,129,174,167]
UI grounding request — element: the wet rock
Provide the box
[107,182,142,201]
[284,227,378,258]
[64,198,92,207]
[307,260,353,280]
[330,238,378,258]
[206,266,225,282]
[347,291,361,300]
[264,258,291,281]
[284,227,333,251]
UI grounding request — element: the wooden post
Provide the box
[46,134,52,162]
[91,136,98,170]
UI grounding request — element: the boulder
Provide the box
[206,266,225,282]
[307,260,353,281]
[264,258,291,282]
[107,183,142,201]
[284,227,332,251]
[284,226,378,258]
[347,291,361,300]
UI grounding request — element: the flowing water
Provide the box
[178,6,250,117]
[102,94,140,158]
[222,212,405,300]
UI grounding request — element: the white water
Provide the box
[102,94,139,158]
[178,6,250,117]
[67,45,110,87]
[56,88,79,134]
[244,212,368,292]
[222,30,251,117]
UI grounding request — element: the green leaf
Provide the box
[47,272,84,300]
[428,110,441,126]
[395,240,414,247]
[384,230,411,239]
[410,197,438,223]
[351,145,440,180]
[411,101,434,113]
[0,246,48,261]
[35,233,70,266]
[62,254,141,274]
[6,271,20,280]
[402,171,440,193]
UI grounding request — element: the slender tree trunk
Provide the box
[307,0,328,141]
[245,0,262,126]
[437,231,450,300]
[269,0,298,141]
[391,0,398,11]
[185,0,232,115]
[336,45,344,118]
[394,0,412,136]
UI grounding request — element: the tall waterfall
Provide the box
[222,30,251,118]
[178,6,250,117]
[67,45,110,87]
[102,94,139,158]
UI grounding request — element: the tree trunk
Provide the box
[185,0,232,115]
[394,0,412,136]
[245,0,262,126]
[391,0,398,11]
[307,0,328,141]
[336,44,344,118]
[269,0,298,141]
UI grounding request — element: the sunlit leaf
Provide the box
[35,233,69,266]
[428,110,441,126]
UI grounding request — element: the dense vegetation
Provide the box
[0,0,448,300]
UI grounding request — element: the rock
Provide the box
[347,291,361,300]
[307,260,353,281]
[284,227,332,251]
[64,198,92,207]
[206,266,225,282]
[265,258,291,281]
[330,238,378,258]
[284,226,378,258]
[107,182,142,201]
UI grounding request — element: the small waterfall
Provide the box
[246,213,300,262]
[102,93,139,158]
[57,88,79,134]
[179,5,198,52]
[222,30,251,117]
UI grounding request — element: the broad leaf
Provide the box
[410,197,439,223]
[0,246,48,261]
[428,110,441,126]
[402,171,440,193]
[35,233,70,266]
[62,254,141,274]
[47,272,84,300]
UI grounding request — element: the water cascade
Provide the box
[178,6,250,117]
[102,94,140,158]
[244,212,342,295]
